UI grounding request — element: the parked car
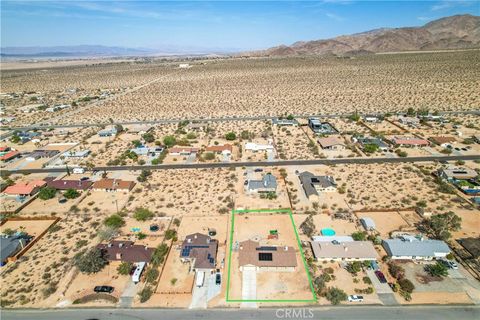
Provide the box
[58,198,67,204]
[375,271,387,283]
[215,273,221,285]
[348,295,364,302]
[440,259,458,270]
[254,168,263,172]
[80,177,90,181]
[94,286,114,294]
[244,180,248,186]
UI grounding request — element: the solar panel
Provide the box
[258,252,273,261]
[256,246,277,251]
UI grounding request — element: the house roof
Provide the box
[3,180,46,195]
[312,236,354,242]
[382,238,450,257]
[430,136,456,145]
[248,173,277,191]
[97,240,155,263]
[92,178,135,191]
[317,136,345,148]
[47,179,93,190]
[1,234,31,263]
[205,144,233,153]
[441,166,478,180]
[239,240,297,268]
[0,151,20,161]
[310,241,378,260]
[392,137,429,146]
[358,137,388,149]
[299,171,337,197]
[26,149,60,159]
[180,233,218,269]
[169,147,199,153]
[0,146,10,152]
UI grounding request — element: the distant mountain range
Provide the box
[252,14,480,57]
[0,45,156,58]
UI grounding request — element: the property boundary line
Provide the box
[225,208,317,303]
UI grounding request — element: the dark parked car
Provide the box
[58,198,67,204]
[80,177,90,181]
[215,273,221,285]
[254,168,263,172]
[94,286,114,294]
[375,271,387,283]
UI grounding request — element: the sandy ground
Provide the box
[3,52,477,125]
[1,218,55,238]
[355,211,412,238]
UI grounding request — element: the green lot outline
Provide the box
[226,208,317,303]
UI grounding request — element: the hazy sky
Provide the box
[1,1,479,51]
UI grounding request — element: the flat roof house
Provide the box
[97,241,155,263]
[169,147,199,156]
[299,171,336,201]
[92,178,136,192]
[180,233,218,271]
[98,126,118,137]
[439,166,478,181]
[308,118,338,135]
[272,118,298,126]
[310,240,378,261]
[356,137,389,152]
[239,240,297,272]
[382,237,451,260]
[247,173,277,193]
[391,136,429,147]
[317,136,345,150]
[244,142,275,152]
[25,149,60,161]
[3,180,46,197]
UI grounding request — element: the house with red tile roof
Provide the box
[0,151,20,162]
[3,180,46,197]
[46,179,93,191]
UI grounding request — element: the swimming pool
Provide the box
[321,228,336,236]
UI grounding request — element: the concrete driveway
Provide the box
[366,269,398,305]
[118,280,138,308]
[241,267,257,308]
[189,272,211,309]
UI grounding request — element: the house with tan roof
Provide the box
[430,136,456,147]
[205,144,233,155]
[391,136,429,147]
[310,240,378,262]
[317,136,345,150]
[239,240,297,272]
[169,147,199,156]
[92,178,136,192]
[3,180,46,197]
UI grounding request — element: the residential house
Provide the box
[355,137,389,152]
[97,241,155,263]
[186,122,208,131]
[312,236,354,242]
[430,136,456,147]
[247,173,277,193]
[130,146,164,156]
[310,240,378,262]
[244,142,275,152]
[239,240,297,272]
[92,178,136,192]
[317,136,345,150]
[272,118,298,126]
[25,149,60,161]
[1,234,32,266]
[308,118,338,135]
[438,166,478,182]
[398,116,420,127]
[205,144,233,156]
[63,150,91,158]
[169,147,199,156]
[46,179,93,191]
[391,136,429,147]
[3,180,46,197]
[0,150,20,162]
[180,233,218,271]
[98,126,118,137]
[382,237,451,260]
[299,171,336,201]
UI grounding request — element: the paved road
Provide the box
[3,110,479,131]
[3,154,480,174]
[2,305,479,320]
